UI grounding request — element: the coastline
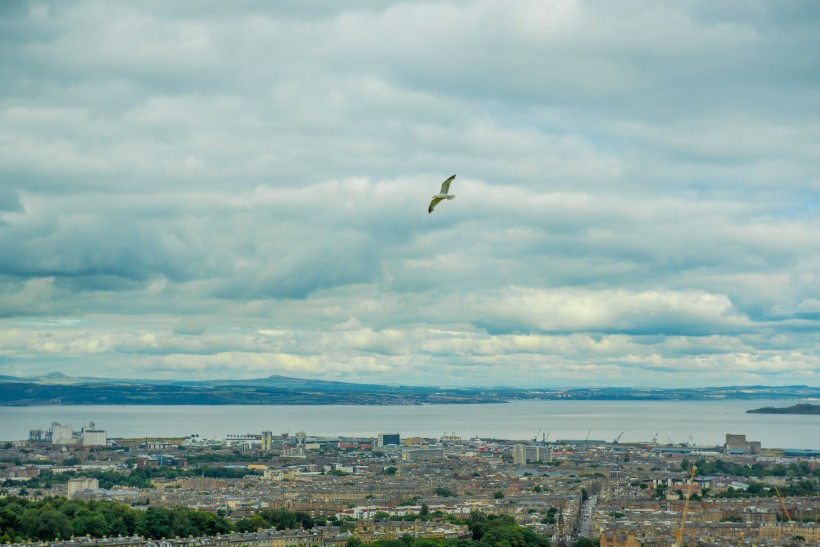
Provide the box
[3,399,818,449]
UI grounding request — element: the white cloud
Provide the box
[0,0,818,387]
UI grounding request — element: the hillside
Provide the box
[746,403,820,415]
[0,373,817,406]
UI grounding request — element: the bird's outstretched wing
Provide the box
[439,174,456,194]
[428,197,444,213]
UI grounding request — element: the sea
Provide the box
[0,399,817,449]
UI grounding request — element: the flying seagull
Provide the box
[428,174,456,214]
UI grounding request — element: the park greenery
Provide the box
[356,513,550,547]
[0,499,552,547]
[0,496,231,543]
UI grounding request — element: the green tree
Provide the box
[372,540,407,547]
[20,507,40,538]
[655,484,667,499]
[34,510,73,540]
[470,514,515,541]
[137,507,172,539]
[72,512,109,537]
[58,499,87,518]
[260,508,298,530]
[0,505,22,536]
[236,514,267,532]
[474,519,548,547]
[170,507,195,538]
[479,524,523,547]
[190,510,230,536]
[541,507,557,526]
[294,511,315,529]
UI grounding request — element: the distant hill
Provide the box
[746,403,820,415]
[0,373,502,406]
[0,373,817,406]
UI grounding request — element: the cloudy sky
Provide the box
[1,1,819,388]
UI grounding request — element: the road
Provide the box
[576,493,598,538]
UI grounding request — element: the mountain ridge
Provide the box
[0,372,816,406]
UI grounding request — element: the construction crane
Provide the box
[534,427,541,443]
[674,464,698,546]
[585,428,591,442]
[613,432,624,444]
[774,485,792,523]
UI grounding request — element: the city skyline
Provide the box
[1,1,819,388]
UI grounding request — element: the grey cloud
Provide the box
[172,317,207,336]
[0,0,817,387]
[0,186,21,220]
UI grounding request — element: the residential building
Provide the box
[401,447,444,462]
[513,444,549,465]
[262,430,273,450]
[67,477,99,499]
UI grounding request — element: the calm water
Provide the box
[1,400,817,449]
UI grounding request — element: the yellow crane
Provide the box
[674,464,697,546]
[774,485,792,523]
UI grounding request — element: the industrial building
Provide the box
[724,434,761,454]
[377,433,400,447]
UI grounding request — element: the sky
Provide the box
[1,1,819,388]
